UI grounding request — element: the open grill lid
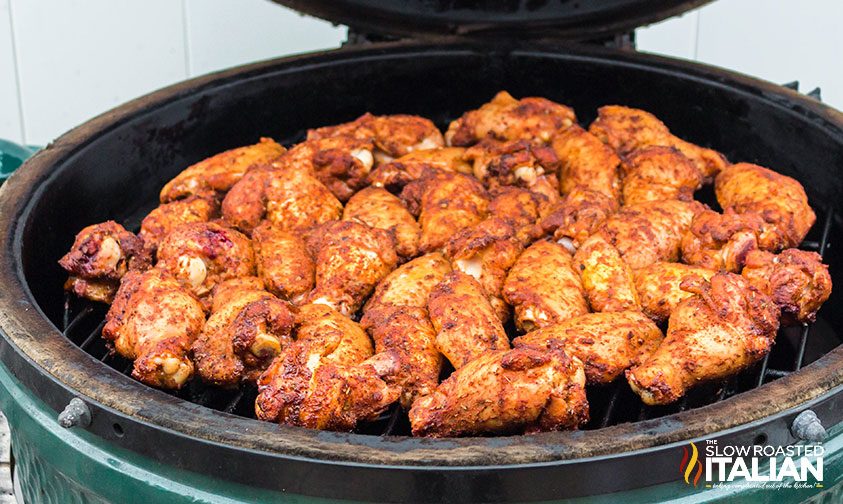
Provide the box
[271,0,713,41]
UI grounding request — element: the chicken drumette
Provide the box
[59,221,152,303]
[343,187,421,259]
[251,222,314,304]
[102,269,206,389]
[276,136,375,202]
[541,187,619,250]
[464,139,561,204]
[488,186,551,245]
[627,273,779,405]
[368,147,471,192]
[573,234,640,313]
[633,262,716,323]
[621,146,703,206]
[139,196,217,254]
[551,124,621,200]
[409,346,588,436]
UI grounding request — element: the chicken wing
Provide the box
[343,187,421,259]
[210,276,264,313]
[542,187,619,250]
[589,105,728,180]
[742,249,832,324]
[633,262,716,323]
[308,113,444,164]
[193,286,294,387]
[573,234,639,312]
[627,273,779,405]
[715,163,816,248]
[621,146,703,206]
[102,269,205,389]
[464,140,560,199]
[139,196,217,254]
[160,137,285,203]
[488,186,550,245]
[502,240,589,332]
[368,147,471,192]
[409,346,588,436]
[551,124,621,200]
[255,303,399,431]
[251,222,314,304]
[515,311,663,384]
[59,221,152,303]
[155,222,255,306]
[597,199,706,269]
[680,208,787,272]
[400,170,489,253]
[277,136,375,202]
[445,91,576,146]
[305,220,399,316]
[428,271,510,368]
[362,252,452,316]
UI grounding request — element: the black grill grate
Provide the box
[58,207,837,436]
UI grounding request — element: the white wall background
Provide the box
[0,0,841,146]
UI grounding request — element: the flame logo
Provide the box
[680,442,703,487]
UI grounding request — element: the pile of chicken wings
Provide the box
[59,91,832,437]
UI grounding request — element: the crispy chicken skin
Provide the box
[446,217,524,321]
[742,249,832,324]
[362,252,452,317]
[308,113,444,164]
[155,222,255,305]
[160,137,285,203]
[589,106,728,180]
[251,222,314,304]
[681,208,787,272]
[193,286,295,387]
[597,199,706,270]
[488,186,550,245]
[502,240,589,332]
[59,221,152,303]
[542,187,620,250]
[139,197,218,254]
[428,271,510,368]
[219,164,274,235]
[715,163,816,248]
[255,303,399,431]
[627,273,779,405]
[633,262,716,323]
[515,311,663,384]
[401,170,489,253]
[343,187,421,259]
[464,139,560,193]
[621,146,703,206]
[277,136,375,202]
[210,276,265,313]
[103,269,205,389]
[552,124,621,200]
[445,91,576,146]
[573,234,640,313]
[305,220,399,316]
[368,147,471,192]
[409,346,589,436]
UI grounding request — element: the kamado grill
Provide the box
[0,1,842,502]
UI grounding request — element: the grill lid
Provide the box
[270,0,713,40]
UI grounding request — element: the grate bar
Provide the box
[62,306,94,337]
[78,320,107,351]
[223,389,246,414]
[598,383,623,428]
[755,354,771,387]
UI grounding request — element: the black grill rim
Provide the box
[0,40,842,501]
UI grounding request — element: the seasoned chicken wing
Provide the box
[255,303,399,431]
[308,113,444,164]
[464,140,560,196]
[715,163,816,248]
[515,311,663,384]
[401,170,489,253]
[59,221,152,303]
[445,91,576,146]
[428,271,510,368]
[681,208,787,272]
[139,196,217,254]
[409,346,588,436]
[210,276,264,313]
[742,249,832,324]
[343,187,421,259]
[251,222,314,304]
[542,187,619,250]
[597,199,705,269]
[160,137,285,203]
[633,262,716,323]
[155,222,255,306]
[502,240,589,332]
[627,273,779,405]
[368,147,471,192]
[552,124,621,200]
[193,285,294,386]
[621,146,703,206]
[362,252,452,316]
[488,186,550,245]
[305,220,399,316]
[277,136,375,202]
[102,269,205,389]
[589,105,728,180]
[446,217,523,321]
[573,234,639,312]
